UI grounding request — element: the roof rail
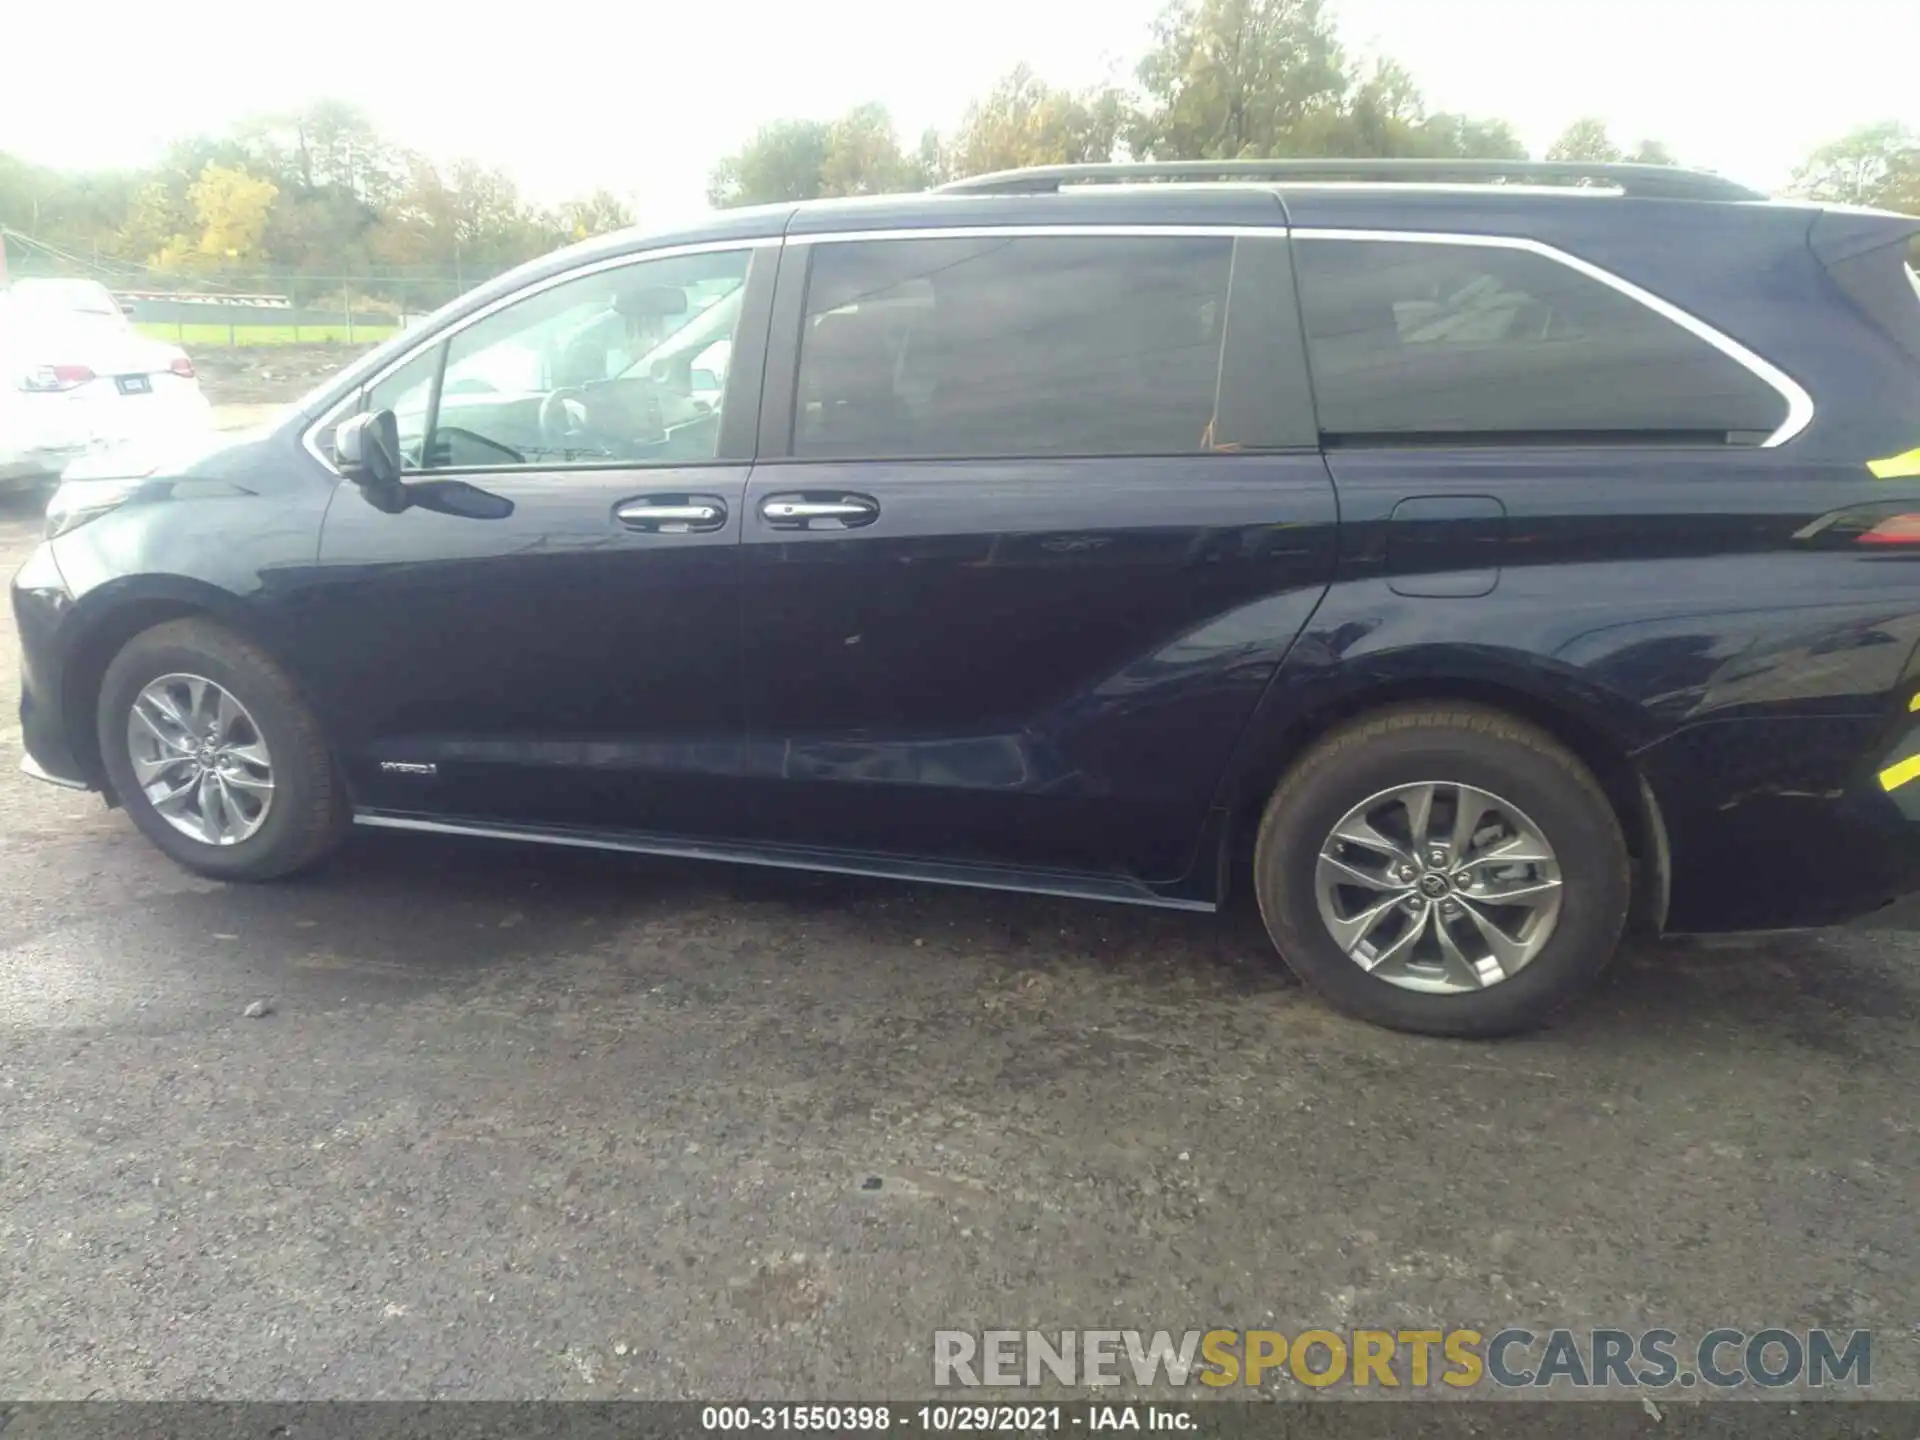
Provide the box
[936,159,1766,203]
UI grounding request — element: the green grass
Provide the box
[135,321,398,347]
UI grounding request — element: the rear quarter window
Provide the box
[1294,238,1790,444]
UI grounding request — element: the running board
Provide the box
[353,811,1214,912]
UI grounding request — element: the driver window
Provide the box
[376,247,752,473]
[363,343,440,463]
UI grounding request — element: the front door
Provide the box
[301,242,773,836]
[739,229,1337,883]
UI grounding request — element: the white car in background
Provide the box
[0,278,214,489]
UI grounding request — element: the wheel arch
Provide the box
[59,578,280,796]
[1216,666,1671,932]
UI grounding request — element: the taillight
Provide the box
[169,356,195,379]
[19,364,95,393]
[1793,504,1920,548]
[1856,514,1920,545]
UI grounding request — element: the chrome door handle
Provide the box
[760,495,879,529]
[621,504,721,523]
[615,498,728,533]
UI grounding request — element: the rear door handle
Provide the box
[759,494,879,530]
[615,496,729,533]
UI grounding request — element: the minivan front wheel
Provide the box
[1254,705,1630,1037]
[98,618,349,881]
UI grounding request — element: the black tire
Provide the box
[1253,705,1630,1038]
[97,617,349,881]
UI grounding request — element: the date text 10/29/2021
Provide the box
[702,1406,1188,1431]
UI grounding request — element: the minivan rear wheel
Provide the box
[98,618,348,881]
[1254,705,1629,1037]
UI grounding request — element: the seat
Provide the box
[797,310,913,457]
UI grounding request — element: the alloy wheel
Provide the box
[1313,781,1563,993]
[126,673,275,846]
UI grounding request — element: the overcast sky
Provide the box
[4,0,1916,223]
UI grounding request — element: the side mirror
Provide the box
[335,409,403,489]
[408,479,515,521]
[118,301,137,318]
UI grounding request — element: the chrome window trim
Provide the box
[301,219,1815,470]
[299,237,779,473]
[1289,227,1814,448]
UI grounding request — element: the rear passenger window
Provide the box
[793,235,1234,459]
[1295,239,1788,444]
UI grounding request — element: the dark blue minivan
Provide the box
[14,159,1920,1035]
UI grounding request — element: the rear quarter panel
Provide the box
[1221,448,1920,930]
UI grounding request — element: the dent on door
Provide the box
[739,456,1339,882]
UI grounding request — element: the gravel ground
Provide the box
[193,343,379,435]
[0,481,1915,1404]
[190,344,376,409]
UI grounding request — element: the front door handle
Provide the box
[615,496,729,533]
[759,494,879,530]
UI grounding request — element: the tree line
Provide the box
[0,99,636,309]
[707,0,1918,217]
[3,0,1915,311]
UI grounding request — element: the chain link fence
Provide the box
[1,235,519,348]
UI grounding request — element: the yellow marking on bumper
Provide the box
[1868,448,1920,480]
[1878,754,1920,792]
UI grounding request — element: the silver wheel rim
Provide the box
[1313,781,1563,994]
[126,673,274,846]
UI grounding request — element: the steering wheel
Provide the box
[537,387,590,452]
